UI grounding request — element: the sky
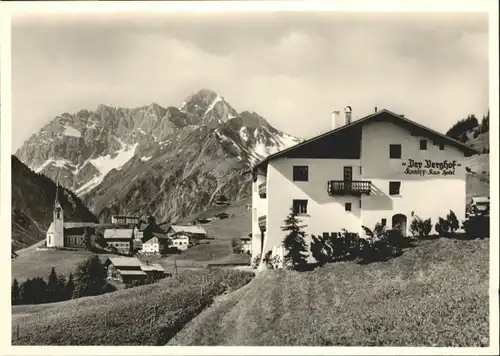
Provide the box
[11,11,489,150]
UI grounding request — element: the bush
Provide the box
[251,254,261,269]
[409,216,432,238]
[310,225,407,266]
[473,129,479,138]
[462,215,489,238]
[310,230,359,266]
[231,237,242,254]
[435,210,460,237]
[262,251,274,269]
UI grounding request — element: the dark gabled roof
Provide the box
[252,109,478,170]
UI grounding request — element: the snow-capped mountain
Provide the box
[15,89,302,223]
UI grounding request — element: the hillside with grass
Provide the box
[12,268,254,345]
[169,238,489,346]
[446,112,490,200]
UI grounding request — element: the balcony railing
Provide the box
[258,182,267,198]
[327,180,372,196]
[258,215,267,231]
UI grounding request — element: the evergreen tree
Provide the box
[56,275,67,302]
[73,255,107,298]
[47,267,58,302]
[95,233,107,248]
[20,278,34,304]
[281,208,309,270]
[65,273,75,300]
[31,277,48,304]
[12,278,20,305]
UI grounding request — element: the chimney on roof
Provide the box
[344,106,352,125]
[374,106,378,113]
[332,110,342,129]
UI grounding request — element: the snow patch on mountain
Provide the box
[76,139,138,196]
[239,127,249,141]
[204,95,222,117]
[35,158,77,173]
[62,125,82,138]
[141,156,152,162]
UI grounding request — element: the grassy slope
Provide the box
[170,238,489,346]
[11,250,117,282]
[12,269,254,345]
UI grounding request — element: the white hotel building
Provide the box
[251,107,477,268]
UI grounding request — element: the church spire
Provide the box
[54,172,62,208]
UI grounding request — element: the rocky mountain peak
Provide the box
[15,88,302,225]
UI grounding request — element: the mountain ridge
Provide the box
[15,89,302,225]
[11,155,99,251]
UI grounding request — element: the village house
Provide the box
[46,186,97,249]
[104,257,147,284]
[251,107,477,269]
[140,261,167,280]
[166,225,207,241]
[240,235,252,254]
[140,232,171,254]
[104,228,134,255]
[111,215,140,226]
[169,233,190,251]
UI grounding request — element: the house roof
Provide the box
[141,263,165,272]
[252,109,478,170]
[169,225,207,235]
[64,222,97,229]
[107,256,143,268]
[472,196,489,203]
[153,232,171,240]
[104,228,134,239]
[118,270,147,276]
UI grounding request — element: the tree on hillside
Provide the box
[31,277,48,304]
[480,110,489,134]
[446,114,479,140]
[281,208,309,270]
[73,255,107,298]
[64,273,75,300]
[20,278,34,304]
[11,278,20,305]
[47,267,59,302]
[95,233,107,249]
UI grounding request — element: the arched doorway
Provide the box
[392,214,407,236]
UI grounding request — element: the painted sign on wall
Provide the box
[402,159,462,176]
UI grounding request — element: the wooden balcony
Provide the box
[258,182,267,198]
[327,180,372,196]
[258,215,267,231]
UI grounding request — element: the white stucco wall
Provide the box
[251,166,268,261]
[263,157,362,263]
[252,118,469,270]
[360,121,467,234]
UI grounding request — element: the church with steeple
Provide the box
[46,184,97,249]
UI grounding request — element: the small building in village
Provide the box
[46,185,98,249]
[169,233,190,251]
[104,228,134,255]
[140,261,167,280]
[111,215,140,226]
[104,257,147,284]
[240,235,252,254]
[214,212,230,220]
[166,225,207,241]
[141,232,171,254]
